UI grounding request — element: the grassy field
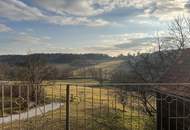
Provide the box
[1,80,156,130]
[73,60,124,76]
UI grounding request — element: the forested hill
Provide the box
[0,53,112,65]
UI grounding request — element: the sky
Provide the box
[0,0,190,56]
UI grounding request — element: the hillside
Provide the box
[73,60,126,78]
[87,60,124,71]
[0,53,112,65]
[0,53,116,80]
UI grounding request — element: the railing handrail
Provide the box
[60,82,190,86]
[2,80,190,86]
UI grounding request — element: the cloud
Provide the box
[1,0,190,56]
[0,24,12,32]
[0,31,53,55]
[61,32,157,56]
[46,16,110,27]
[95,0,190,22]
[35,0,102,17]
[35,0,146,17]
[21,32,156,56]
[100,33,152,46]
[0,0,44,21]
[140,0,189,21]
[0,0,110,27]
[0,0,189,27]
[94,32,166,55]
[1,32,160,56]
[93,31,174,55]
[12,32,52,45]
[115,37,155,49]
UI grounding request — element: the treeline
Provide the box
[0,53,114,81]
[0,53,112,65]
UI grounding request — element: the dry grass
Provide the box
[73,60,124,76]
[1,80,155,130]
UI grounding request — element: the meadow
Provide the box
[1,80,156,130]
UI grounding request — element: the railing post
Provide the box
[66,84,70,130]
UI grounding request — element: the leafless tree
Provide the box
[18,54,56,102]
[86,67,105,84]
[22,55,55,84]
[0,64,9,80]
[115,16,190,117]
[169,16,190,50]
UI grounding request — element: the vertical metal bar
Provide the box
[91,86,94,130]
[182,96,185,130]
[51,85,54,130]
[122,101,125,127]
[99,86,102,114]
[107,88,110,113]
[176,97,178,130]
[10,85,13,130]
[75,85,79,129]
[83,85,86,130]
[137,87,140,130]
[43,85,46,130]
[66,84,70,130]
[111,100,114,110]
[122,86,125,128]
[35,84,38,130]
[168,102,171,130]
[59,84,62,130]
[114,87,117,112]
[130,92,133,130]
[99,85,102,130]
[154,89,157,130]
[27,84,29,130]
[26,85,30,130]
[1,84,4,130]
[161,95,163,130]
[19,85,21,130]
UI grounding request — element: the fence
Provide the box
[0,82,190,130]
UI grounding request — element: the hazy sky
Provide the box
[0,0,189,56]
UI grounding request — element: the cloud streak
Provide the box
[0,24,12,32]
[0,0,110,27]
[0,0,189,27]
[0,0,44,21]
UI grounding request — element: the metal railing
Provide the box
[0,82,190,130]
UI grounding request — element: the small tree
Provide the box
[18,54,56,102]
[87,67,105,84]
[0,63,11,80]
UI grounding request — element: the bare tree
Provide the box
[22,55,55,84]
[127,16,190,83]
[0,64,10,80]
[113,16,190,117]
[169,16,190,50]
[86,67,105,84]
[18,54,56,102]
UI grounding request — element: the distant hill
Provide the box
[0,53,112,66]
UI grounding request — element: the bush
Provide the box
[91,111,128,130]
[0,84,46,115]
[143,117,156,130]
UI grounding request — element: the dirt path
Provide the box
[0,102,64,124]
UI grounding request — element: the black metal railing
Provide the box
[0,82,190,130]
